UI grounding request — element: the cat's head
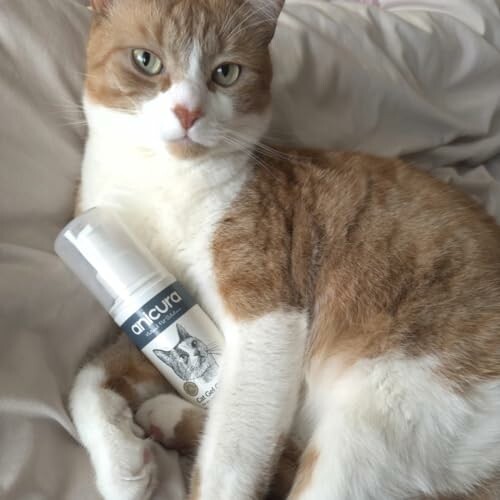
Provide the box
[153,323,213,380]
[85,0,284,159]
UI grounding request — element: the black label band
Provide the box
[121,282,195,349]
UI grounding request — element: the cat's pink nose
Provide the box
[173,105,203,131]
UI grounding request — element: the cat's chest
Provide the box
[80,142,246,321]
[121,189,227,326]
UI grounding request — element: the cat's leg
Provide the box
[70,333,185,500]
[287,356,500,500]
[135,392,299,499]
[188,310,308,500]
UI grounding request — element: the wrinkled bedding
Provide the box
[1,1,500,498]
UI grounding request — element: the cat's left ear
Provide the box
[250,0,285,43]
[177,323,190,342]
[154,349,173,365]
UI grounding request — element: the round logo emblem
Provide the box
[183,382,199,397]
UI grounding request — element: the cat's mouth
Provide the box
[167,137,208,159]
[171,136,195,145]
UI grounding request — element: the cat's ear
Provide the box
[154,349,173,366]
[176,323,190,342]
[89,0,112,14]
[255,0,285,16]
[249,0,285,43]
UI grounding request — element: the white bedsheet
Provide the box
[1,1,500,498]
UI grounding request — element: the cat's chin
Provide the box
[166,138,209,160]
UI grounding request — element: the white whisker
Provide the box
[219,128,294,163]
[219,134,283,182]
[225,0,275,40]
[220,0,250,38]
[229,17,277,40]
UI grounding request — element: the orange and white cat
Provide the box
[70,1,500,499]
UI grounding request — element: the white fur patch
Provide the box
[197,309,308,500]
[80,107,250,323]
[70,364,187,500]
[187,42,203,82]
[70,363,159,500]
[297,355,500,499]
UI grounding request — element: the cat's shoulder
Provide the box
[254,145,413,180]
[244,145,430,204]
[253,145,484,208]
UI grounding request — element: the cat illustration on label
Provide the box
[154,323,219,383]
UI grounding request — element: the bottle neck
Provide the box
[109,273,176,326]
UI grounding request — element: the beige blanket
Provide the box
[1,1,500,498]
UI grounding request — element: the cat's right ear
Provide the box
[89,0,112,14]
[248,0,285,44]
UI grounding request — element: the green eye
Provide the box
[132,49,163,76]
[212,63,241,87]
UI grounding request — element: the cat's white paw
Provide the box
[93,406,158,500]
[136,393,204,451]
[70,365,159,500]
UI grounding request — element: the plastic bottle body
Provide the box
[55,207,223,408]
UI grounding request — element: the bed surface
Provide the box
[1,1,500,498]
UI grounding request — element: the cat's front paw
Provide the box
[92,408,158,500]
[136,393,205,453]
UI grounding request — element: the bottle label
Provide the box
[121,283,222,408]
[121,282,195,349]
